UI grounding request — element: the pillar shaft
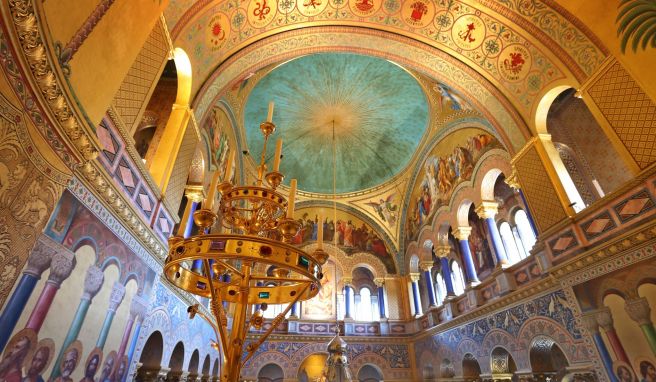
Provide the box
[377,285,386,319]
[604,328,631,364]
[344,284,353,319]
[51,298,92,379]
[484,217,508,266]
[441,257,455,297]
[127,319,143,366]
[640,324,656,356]
[423,270,437,307]
[117,316,135,361]
[411,279,421,316]
[24,282,58,332]
[457,238,479,284]
[0,275,38,351]
[593,333,618,382]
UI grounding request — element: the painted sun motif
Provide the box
[244,53,429,194]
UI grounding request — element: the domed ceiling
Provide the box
[243,53,429,194]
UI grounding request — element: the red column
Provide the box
[596,308,631,365]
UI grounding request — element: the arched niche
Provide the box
[167,341,185,379]
[357,364,383,382]
[490,347,517,377]
[136,331,164,378]
[462,353,481,382]
[297,353,328,382]
[529,336,569,379]
[188,349,200,376]
[258,363,284,382]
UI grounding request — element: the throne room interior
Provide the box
[1,0,656,381]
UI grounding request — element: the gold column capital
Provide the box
[504,168,521,190]
[452,227,472,241]
[419,261,434,272]
[373,278,385,287]
[342,277,353,286]
[475,201,499,220]
[409,273,421,282]
[185,185,205,203]
[434,245,451,258]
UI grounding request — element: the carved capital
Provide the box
[625,298,652,325]
[185,186,205,203]
[82,265,104,301]
[108,282,126,312]
[475,201,499,219]
[434,245,451,258]
[342,277,352,286]
[47,250,75,286]
[419,261,434,273]
[409,273,421,282]
[453,227,472,241]
[373,278,384,287]
[505,168,521,190]
[24,235,57,278]
[580,313,599,334]
[130,294,149,321]
[595,308,614,331]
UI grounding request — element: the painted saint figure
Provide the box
[79,348,102,382]
[98,351,116,382]
[0,329,36,382]
[53,341,82,382]
[22,339,54,382]
[640,361,656,382]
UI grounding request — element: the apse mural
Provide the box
[292,206,396,274]
[243,53,429,194]
[405,128,502,241]
[201,107,236,181]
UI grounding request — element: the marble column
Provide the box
[0,236,54,352]
[625,298,656,355]
[410,274,422,316]
[25,250,75,332]
[476,201,509,267]
[504,173,538,236]
[595,308,631,365]
[117,295,148,370]
[421,262,437,307]
[96,282,126,349]
[374,278,387,319]
[51,264,104,380]
[343,278,353,320]
[453,227,480,285]
[582,313,618,382]
[440,256,456,297]
[290,302,300,319]
[353,293,361,319]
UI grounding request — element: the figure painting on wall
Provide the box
[79,347,102,382]
[292,208,396,274]
[53,341,82,382]
[23,338,54,382]
[638,359,656,382]
[303,261,336,319]
[203,107,235,182]
[468,207,495,276]
[98,351,116,382]
[615,362,637,382]
[0,329,36,382]
[113,355,128,382]
[406,129,500,242]
[433,83,473,114]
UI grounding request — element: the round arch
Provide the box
[258,363,284,382]
[138,331,164,371]
[357,364,383,382]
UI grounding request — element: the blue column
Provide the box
[593,332,618,382]
[457,238,479,284]
[184,201,199,238]
[377,285,386,319]
[484,217,509,266]
[441,257,455,296]
[126,319,143,367]
[411,279,421,316]
[423,270,437,307]
[518,190,538,235]
[0,275,39,352]
[344,284,353,319]
[290,302,299,318]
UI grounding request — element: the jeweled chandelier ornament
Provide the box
[164,103,329,382]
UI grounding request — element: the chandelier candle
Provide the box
[287,179,297,218]
[267,101,274,123]
[273,138,283,172]
[205,171,221,210]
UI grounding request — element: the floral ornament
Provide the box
[435,13,451,28]
[616,0,656,53]
[384,0,399,13]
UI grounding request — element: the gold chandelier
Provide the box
[164,104,329,382]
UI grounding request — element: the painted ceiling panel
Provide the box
[244,53,429,194]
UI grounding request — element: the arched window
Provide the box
[451,261,465,296]
[356,287,373,321]
[515,210,536,254]
[499,222,523,265]
[435,273,447,306]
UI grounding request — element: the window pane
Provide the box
[515,210,536,253]
[500,222,521,265]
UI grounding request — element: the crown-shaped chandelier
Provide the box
[164,103,329,382]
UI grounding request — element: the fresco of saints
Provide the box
[303,262,335,318]
[365,194,398,227]
[98,351,116,382]
[0,329,36,382]
[79,347,102,382]
[113,356,128,382]
[640,360,656,382]
[22,338,54,382]
[53,341,82,382]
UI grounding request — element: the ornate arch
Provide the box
[597,277,632,307]
[248,351,293,380]
[350,352,393,378]
[517,318,587,365]
[481,329,526,370]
